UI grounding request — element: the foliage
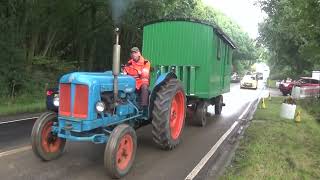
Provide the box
[258,0,320,77]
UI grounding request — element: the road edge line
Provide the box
[185,121,239,180]
[0,146,32,158]
[0,117,38,125]
[185,99,256,180]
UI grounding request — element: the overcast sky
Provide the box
[202,0,266,38]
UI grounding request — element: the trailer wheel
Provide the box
[215,95,223,115]
[152,78,186,150]
[193,101,210,127]
[104,124,137,179]
[31,112,66,161]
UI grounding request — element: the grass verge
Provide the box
[0,95,45,116]
[221,97,320,179]
[299,98,320,120]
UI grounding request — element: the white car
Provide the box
[240,75,258,89]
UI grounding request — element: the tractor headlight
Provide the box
[53,97,59,107]
[95,101,105,113]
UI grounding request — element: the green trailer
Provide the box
[143,19,236,126]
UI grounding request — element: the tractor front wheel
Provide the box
[152,78,186,150]
[31,112,66,161]
[104,124,137,179]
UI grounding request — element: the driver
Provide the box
[123,47,150,110]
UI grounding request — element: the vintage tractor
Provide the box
[31,28,186,178]
[31,19,235,178]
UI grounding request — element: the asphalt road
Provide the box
[0,82,265,180]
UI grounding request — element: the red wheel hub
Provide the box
[116,134,134,170]
[41,121,63,153]
[170,90,185,140]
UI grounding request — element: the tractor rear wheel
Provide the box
[152,78,186,150]
[193,101,210,127]
[215,95,223,115]
[104,124,137,179]
[31,112,66,161]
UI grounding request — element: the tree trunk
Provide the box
[78,40,85,70]
[87,2,96,71]
[42,31,56,57]
[26,32,38,73]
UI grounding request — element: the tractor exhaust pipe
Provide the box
[113,28,120,104]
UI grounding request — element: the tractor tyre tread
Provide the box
[151,78,186,150]
[104,124,137,179]
[31,111,66,161]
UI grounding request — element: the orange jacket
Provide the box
[123,56,150,90]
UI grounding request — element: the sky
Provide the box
[202,0,266,38]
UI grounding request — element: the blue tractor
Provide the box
[31,28,186,178]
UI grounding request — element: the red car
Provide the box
[295,77,320,87]
[279,79,294,96]
[279,77,320,96]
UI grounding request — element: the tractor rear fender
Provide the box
[148,72,177,118]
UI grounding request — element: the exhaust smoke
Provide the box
[109,0,136,25]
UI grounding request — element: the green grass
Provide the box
[299,99,320,120]
[0,94,46,116]
[222,97,320,179]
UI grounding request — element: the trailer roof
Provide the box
[144,18,237,49]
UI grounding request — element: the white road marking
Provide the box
[0,117,38,125]
[185,121,239,180]
[0,146,31,158]
[185,99,256,180]
[238,100,255,120]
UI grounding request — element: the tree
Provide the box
[258,0,320,77]
[0,0,257,98]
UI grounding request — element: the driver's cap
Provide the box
[130,47,140,53]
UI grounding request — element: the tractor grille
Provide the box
[59,83,88,119]
[59,83,71,116]
[73,84,88,118]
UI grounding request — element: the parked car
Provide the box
[46,87,59,112]
[279,79,294,96]
[240,75,258,89]
[231,72,240,83]
[295,77,320,87]
[279,77,320,96]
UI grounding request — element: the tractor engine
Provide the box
[57,72,137,130]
